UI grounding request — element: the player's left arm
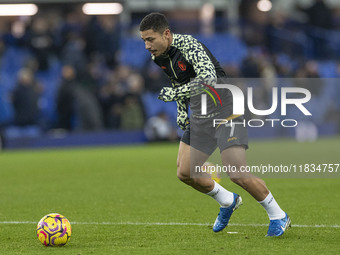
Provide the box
[158,35,217,102]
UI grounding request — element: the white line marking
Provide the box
[0,221,339,228]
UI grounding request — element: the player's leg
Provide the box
[178,121,243,232]
[176,141,237,212]
[177,140,243,232]
[221,145,269,201]
[176,141,212,193]
[221,145,291,236]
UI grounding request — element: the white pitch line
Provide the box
[0,221,339,228]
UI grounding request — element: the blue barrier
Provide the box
[3,129,147,149]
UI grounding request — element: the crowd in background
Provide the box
[1,0,340,141]
[1,12,148,131]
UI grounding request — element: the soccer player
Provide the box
[139,12,290,236]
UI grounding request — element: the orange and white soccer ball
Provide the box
[36,213,72,246]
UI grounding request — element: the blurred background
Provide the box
[0,0,340,149]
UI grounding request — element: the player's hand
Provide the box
[158,83,204,102]
[158,87,180,102]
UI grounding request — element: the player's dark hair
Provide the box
[139,12,170,33]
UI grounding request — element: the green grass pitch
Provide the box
[0,137,339,254]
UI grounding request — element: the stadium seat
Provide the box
[120,38,150,68]
[317,61,337,78]
[196,33,247,65]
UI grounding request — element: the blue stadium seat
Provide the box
[35,65,62,124]
[0,74,15,124]
[317,61,337,78]
[1,47,30,75]
[120,38,149,68]
[196,33,247,65]
[142,92,177,124]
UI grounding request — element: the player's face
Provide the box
[141,29,172,57]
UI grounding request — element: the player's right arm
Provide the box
[157,34,217,103]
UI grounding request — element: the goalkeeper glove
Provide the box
[158,86,190,102]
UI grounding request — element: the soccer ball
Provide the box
[36,213,72,246]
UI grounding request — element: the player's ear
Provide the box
[163,28,171,39]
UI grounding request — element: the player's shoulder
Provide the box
[172,33,200,49]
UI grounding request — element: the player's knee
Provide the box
[177,169,191,182]
[176,160,191,182]
[229,172,247,186]
[229,174,254,190]
[177,168,191,183]
[230,176,245,186]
